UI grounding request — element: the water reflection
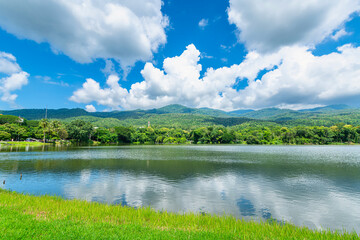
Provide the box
[0,144,70,153]
[0,145,360,233]
[237,197,256,216]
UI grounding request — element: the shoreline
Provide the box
[0,141,50,147]
[0,140,359,148]
[0,189,357,239]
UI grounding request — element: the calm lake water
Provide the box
[0,144,360,232]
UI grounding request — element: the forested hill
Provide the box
[0,104,353,119]
[1,104,359,128]
[0,104,234,120]
[0,108,89,120]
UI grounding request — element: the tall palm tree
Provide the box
[39,119,50,143]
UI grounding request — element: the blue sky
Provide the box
[0,0,359,111]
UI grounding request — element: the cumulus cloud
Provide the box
[228,0,360,52]
[0,0,168,68]
[70,75,128,109]
[0,52,29,105]
[71,44,360,111]
[232,44,360,109]
[85,104,96,112]
[70,44,235,110]
[0,52,21,74]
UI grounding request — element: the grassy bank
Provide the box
[0,190,358,239]
[0,141,49,147]
[0,140,358,149]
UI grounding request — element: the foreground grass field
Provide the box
[0,190,358,239]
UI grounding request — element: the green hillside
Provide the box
[62,114,259,128]
[0,115,25,124]
[299,104,352,112]
[1,104,360,129]
[141,104,231,117]
[0,108,89,120]
[280,111,360,127]
[241,108,300,119]
[6,105,233,120]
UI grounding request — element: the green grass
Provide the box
[0,190,358,239]
[0,141,49,147]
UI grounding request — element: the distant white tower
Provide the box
[148,121,150,127]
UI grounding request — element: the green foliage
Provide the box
[114,126,133,143]
[1,106,360,145]
[66,119,94,143]
[0,130,11,140]
[2,118,360,145]
[39,119,50,142]
[27,120,39,127]
[0,123,28,141]
[61,116,123,128]
[242,108,299,119]
[50,120,68,140]
[93,127,117,143]
[3,104,360,130]
[0,115,25,125]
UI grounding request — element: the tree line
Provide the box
[0,115,359,145]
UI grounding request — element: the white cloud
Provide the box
[70,75,128,109]
[331,29,351,41]
[0,52,29,105]
[228,0,360,52]
[85,104,96,112]
[101,59,116,76]
[0,52,21,74]
[71,44,240,110]
[70,44,360,111]
[198,18,209,29]
[232,44,360,109]
[0,0,168,68]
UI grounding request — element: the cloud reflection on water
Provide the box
[1,145,360,233]
[63,168,360,232]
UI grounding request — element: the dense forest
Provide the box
[0,114,359,145]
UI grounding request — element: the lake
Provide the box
[0,144,359,233]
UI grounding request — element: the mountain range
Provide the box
[0,104,352,119]
[0,104,358,128]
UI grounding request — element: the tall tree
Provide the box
[39,119,50,142]
[66,120,94,143]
